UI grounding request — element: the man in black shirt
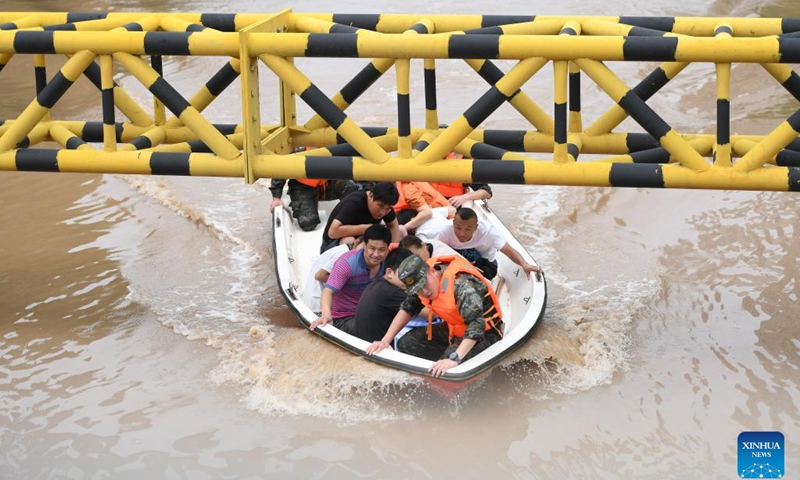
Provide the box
[336,247,413,342]
[320,182,401,253]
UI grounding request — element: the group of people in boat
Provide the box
[269,173,542,377]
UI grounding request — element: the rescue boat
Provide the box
[272,197,547,388]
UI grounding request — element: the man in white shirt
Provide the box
[301,238,363,313]
[436,207,542,280]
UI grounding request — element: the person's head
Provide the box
[366,182,399,220]
[397,254,441,300]
[361,224,391,268]
[346,236,364,251]
[399,235,433,261]
[383,247,413,288]
[452,207,479,243]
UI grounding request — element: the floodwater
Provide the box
[1,0,799,478]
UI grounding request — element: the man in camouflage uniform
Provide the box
[365,254,503,377]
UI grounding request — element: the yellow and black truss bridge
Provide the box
[2,11,800,191]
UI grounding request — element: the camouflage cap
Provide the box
[397,254,428,296]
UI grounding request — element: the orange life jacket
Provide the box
[295,178,325,188]
[429,153,466,198]
[393,182,451,212]
[419,254,502,341]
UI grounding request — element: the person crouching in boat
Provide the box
[437,207,542,280]
[366,254,503,378]
[309,224,391,332]
[320,182,402,254]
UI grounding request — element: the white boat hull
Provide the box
[272,198,547,384]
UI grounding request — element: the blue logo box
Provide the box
[738,431,784,478]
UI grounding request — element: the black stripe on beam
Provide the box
[340,63,383,105]
[306,34,358,57]
[200,14,236,32]
[622,37,678,61]
[37,72,73,109]
[16,149,59,172]
[124,23,144,32]
[717,99,730,145]
[131,136,153,150]
[618,16,675,32]
[151,55,163,76]
[464,26,504,35]
[778,38,800,63]
[327,143,360,156]
[567,143,580,160]
[332,14,380,31]
[44,24,77,31]
[781,70,800,102]
[66,136,86,150]
[618,91,671,139]
[398,94,410,136]
[143,32,192,55]
[789,167,800,191]
[484,129,526,151]
[776,149,800,167]
[554,103,567,144]
[214,124,238,135]
[83,62,107,90]
[472,159,525,184]
[782,19,800,34]
[14,32,55,54]
[18,137,30,148]
[714,25,733,36]
[569,72,581,112]
[306,155,354,179]
[206,62,239,97]
[632,67,669,100]
[628,26,669,36]
[35,66,47,94]
[481,15,535,27]
[150,152,191,175]
[476,60,504,85]
[424,68,437,110]
[449,35,500,59]
[82,122,124,142]
[626,133,660,152]
[186,24,206,33]
[470,142,507,159]
[0,23,18,30]
[786,138,800,151]
[150,77,191,116]
[329,24,359,34]
[464,87,507,128]
[187,140,212,152]
[86,122,124,142]
[560,27,577,36]
[630,147,670,164]
[787,109,800,132]
[413,139,429,151]
[102,89,115,125]
[411,23,429,34]
[67,13,108,23]
[609,163,665,188]
[301,85,347,129]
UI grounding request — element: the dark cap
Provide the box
[397,254,428,296]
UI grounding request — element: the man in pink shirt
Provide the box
[309,224,392,332]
